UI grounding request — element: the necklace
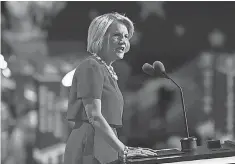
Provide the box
[92,54,118,80]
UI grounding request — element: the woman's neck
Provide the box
[96,52,114,66]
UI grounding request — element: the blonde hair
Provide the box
[87,12,134,54]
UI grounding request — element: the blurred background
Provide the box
[1,1,235,164]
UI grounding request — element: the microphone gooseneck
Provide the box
[162,73,189,138]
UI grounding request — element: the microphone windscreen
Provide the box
[153,61,166,73]
[142,63,155,76]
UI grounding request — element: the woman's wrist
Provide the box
[119,145,129,163]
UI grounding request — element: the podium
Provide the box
[125,140,235,164]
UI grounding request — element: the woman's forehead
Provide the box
[107,21,129,34]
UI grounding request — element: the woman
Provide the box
[64,12,157,164]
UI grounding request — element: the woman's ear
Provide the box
[124,41,130,53]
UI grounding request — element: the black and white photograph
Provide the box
[1,1,235,164]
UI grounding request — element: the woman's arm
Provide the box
[82,98,125,156]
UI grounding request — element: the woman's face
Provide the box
[101,21,130,60]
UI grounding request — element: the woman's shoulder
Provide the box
[74,55,103,75]
[79,55,102,69]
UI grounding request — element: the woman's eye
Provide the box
[113,33,129,39]
[113,34,120,37]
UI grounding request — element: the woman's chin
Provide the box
[116,53,125,59]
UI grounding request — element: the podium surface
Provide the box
[127,141,235,164]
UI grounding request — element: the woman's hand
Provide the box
[127,147,157,158]
[119,146,158,162]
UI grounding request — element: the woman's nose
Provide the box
[118,37,126,44]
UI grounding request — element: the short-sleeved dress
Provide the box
[64,55,124,164]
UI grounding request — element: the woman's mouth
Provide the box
[116,47,125,52]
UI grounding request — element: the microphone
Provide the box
[144,61,197,152]
[153,61,166,73]
[153,61,189,137]
[142,63,155,76]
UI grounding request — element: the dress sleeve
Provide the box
[75,60,104,99]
